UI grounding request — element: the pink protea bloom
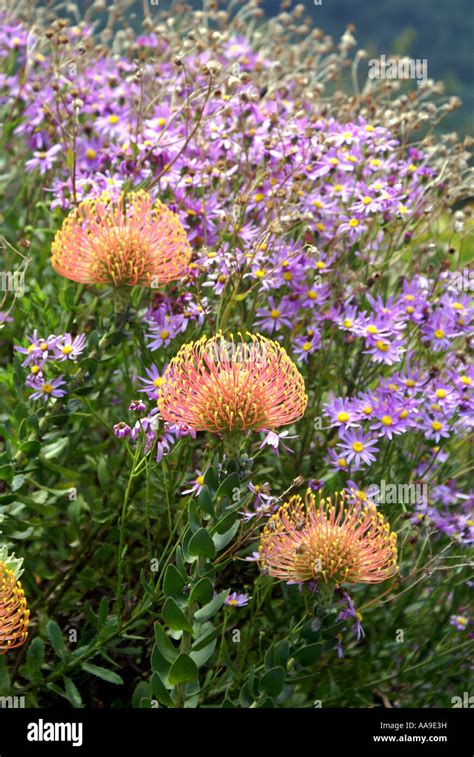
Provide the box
[259,489,398,587]
[51,191,192,287]
[157,332,308,433]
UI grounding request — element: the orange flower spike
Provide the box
[51,191,192,287]
[158,332,308,433]
[0,562,29,654]
[260,489,398,587]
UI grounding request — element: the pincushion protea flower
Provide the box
[0,558,29,654]
[157,332,307,434]
[51,191,192,287]
[259,489,398,587]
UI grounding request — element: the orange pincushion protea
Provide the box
[158,332,308,433]
[51,191,192,287]
[259,490,398,586]
[0,562,29,654]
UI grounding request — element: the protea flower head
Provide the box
[0,549,29,654]
[157,332,308,434]
[259,489,398,587]
[51,191,192,287]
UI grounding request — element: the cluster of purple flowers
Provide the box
[15,331,86,402]
[113,398,193,463]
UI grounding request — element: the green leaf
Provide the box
[215,472,241,500]
[18,440,41,457]
[0,657,11,693]
[163,564,186,599]
[194,590,228,622]
[132,680,152,708]
[212,521,240,552]
[168,654,199,685]
[0,464,13,485]
[154,623,178,663]
[203,466,218,492]
[63,676,83,707]
[197,485,214,517]
[265,640,289,670]
[46,620,67,660]
[188,501,201,533]
[260,666,285,697]
[151,672,174,707]
[25,637,45,671]
[162,598,193,633]
[188,528,216,559]
[97,598,109,628]
[81,663,123,685]
[151,644,172,681]
[191,624,221,652]
[213,511,237,535]
[293,643,322,667]
[189,639,216,669]
[189,577,213,606]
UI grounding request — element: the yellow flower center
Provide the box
[61,345,73,355]
[376,341,389,352]
[382,415,393,426]
[431,421,442,431]
[435,389,447,399]
[348,218,359,227]
[270,309,280,319]
[434,329,445,339]
[108,114,119,124]
[42,383,53,394]
[337,411,350,422]
[352,441,364,453]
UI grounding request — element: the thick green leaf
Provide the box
[189,639,216,668]
[188,528,216,559]
[212,521,240,552]
[260,666,285,697]
[189,577,213,606]
[162,598,193,633]
[163,564,186,599]
[215,472,240,500]
[197,485,214,517]
[151,672,174,707]
[168,654,199,685]
[154,623,178,663]
[293,643,322,667]
[194,590,227,622]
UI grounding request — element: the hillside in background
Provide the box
[263,0,473,135]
